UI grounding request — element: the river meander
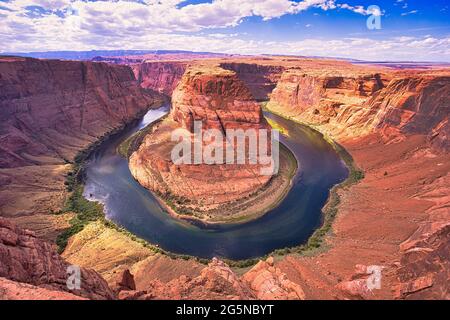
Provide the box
[83,106,348,260]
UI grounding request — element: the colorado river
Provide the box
[83,106,348,260]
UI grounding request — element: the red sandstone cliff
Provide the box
[170,65,268,132]
[129,65,276,221]
[263,64,449,300]
[368,75,450,151]
[266,68,449,151]
[0,217,114,300]
[0,56,161,236]
[1,57,448,300]
[220,62,284,101]
[132,61,188,95]
[266,68,388,137]
[0,57,160,168]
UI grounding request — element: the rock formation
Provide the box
[112,257,304,300]
[242,257,305,300]
[170,65,269,132]
[367,75,450,151]
[0,277,87,300]
[266,67,449,152]
[395,222,450,299]
[220,62,284,101]
[0,57,159,168]
[0,217,115,300]
[129,65,279,221]
[0,56,161,237]
[132,61,188,95]
[266,67,389,137]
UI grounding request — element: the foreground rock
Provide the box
[242,257,305,300]
[0,277,87,300]
[0,218,115,300]
[115,257,304,300]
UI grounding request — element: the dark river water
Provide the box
[83,106,348,260]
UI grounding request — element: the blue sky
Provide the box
[1,0,449,61]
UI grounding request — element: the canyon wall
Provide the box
[170,65,268,132]
[264,64,449,300]
[266,68,388,138]
[132,61,188,95]
[0,57,160,168]
[0,56,448,300]
[368,75,450,151]
[0,57,161,231]
[220,62,284,101]
[266,68,449,151]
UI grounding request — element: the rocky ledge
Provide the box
[0,217,114,300]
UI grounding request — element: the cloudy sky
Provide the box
[0,0,449,61]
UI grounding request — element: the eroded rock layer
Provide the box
[130,65,276,219]
[266,67,449,151]
[132,61,188,95]
[1,56,449,300]
[0,57,159,168]
[220,62,284,101]
[267,68,388,137]
[0,218,114,300]
[0,56,161,236]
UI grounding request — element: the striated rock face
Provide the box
[395,222,450,299]
[130,65,275,219]
[0,218,115,300]
[171,65,268,132]
[220,63,284,101]
[368,76,450,151]
[132,61,187,95]
[268,68,385,113]
[267,68,387,137]
[0,56,161,231]
[267,68,450,151]
[0,57,159,168]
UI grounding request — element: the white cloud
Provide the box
[401,10,418,16]
[338,3,382,16]
[0,0,448,61]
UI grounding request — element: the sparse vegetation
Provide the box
[118,117,166,158]
[56,104,364,269]
[264,111,365,258]
[56,107,161,253]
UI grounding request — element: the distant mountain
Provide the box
[1,50,229,60]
